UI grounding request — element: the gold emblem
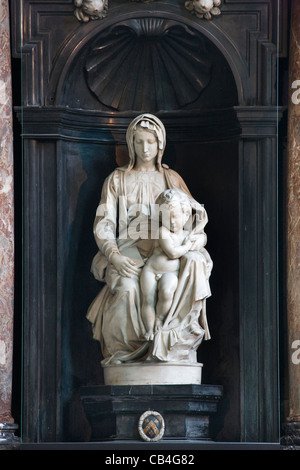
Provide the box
[138,411,165,442]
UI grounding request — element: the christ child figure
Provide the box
[140,188,202,341]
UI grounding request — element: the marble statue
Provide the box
[185,0,222,20]
[140,188,206,341]
[87,114,213,384]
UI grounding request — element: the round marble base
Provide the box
[103,362,203,385]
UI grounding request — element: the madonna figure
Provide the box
[87,114,212,372]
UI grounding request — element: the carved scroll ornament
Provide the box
[185,0,222,20]
[74,0,108,22]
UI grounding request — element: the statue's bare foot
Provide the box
[154,318,164,331]
[144,330,154,341]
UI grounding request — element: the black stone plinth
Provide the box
[281,421,300,447]
[80,384,223,442]
[0,423,20,450]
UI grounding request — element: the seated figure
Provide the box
[87,113,212,365]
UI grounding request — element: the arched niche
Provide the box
[50,14,241,443]
[17,1,281,445]
[48,10,247,108]
[58,18,238,111]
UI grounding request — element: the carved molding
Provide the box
[16,105,241,142]
[10,0,285,107]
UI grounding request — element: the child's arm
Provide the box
[159,227,192,260]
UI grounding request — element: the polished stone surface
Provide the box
[286,0,300,430]
[80,384,223,441]
[0,0,15,428]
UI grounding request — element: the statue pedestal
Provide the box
[80,384,223,442]
[103,362,203,385]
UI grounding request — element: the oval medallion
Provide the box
[138,410,165,442]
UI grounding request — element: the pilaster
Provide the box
[283,0,300,446]
[0,0,19,449]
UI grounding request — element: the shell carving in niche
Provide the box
[84,19,212,112]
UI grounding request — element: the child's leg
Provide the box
[140,267,157,340]
[156,272,178,327]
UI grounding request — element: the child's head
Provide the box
[156,189,192,232]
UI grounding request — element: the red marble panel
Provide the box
[0,0,15,423]
[286,0,300,424]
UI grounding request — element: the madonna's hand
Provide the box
[110,253,139,277]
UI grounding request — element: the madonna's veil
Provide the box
[125,113,166,172]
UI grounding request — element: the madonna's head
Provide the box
[125,114,166,171]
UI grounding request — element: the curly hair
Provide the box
[156,189,192,216]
